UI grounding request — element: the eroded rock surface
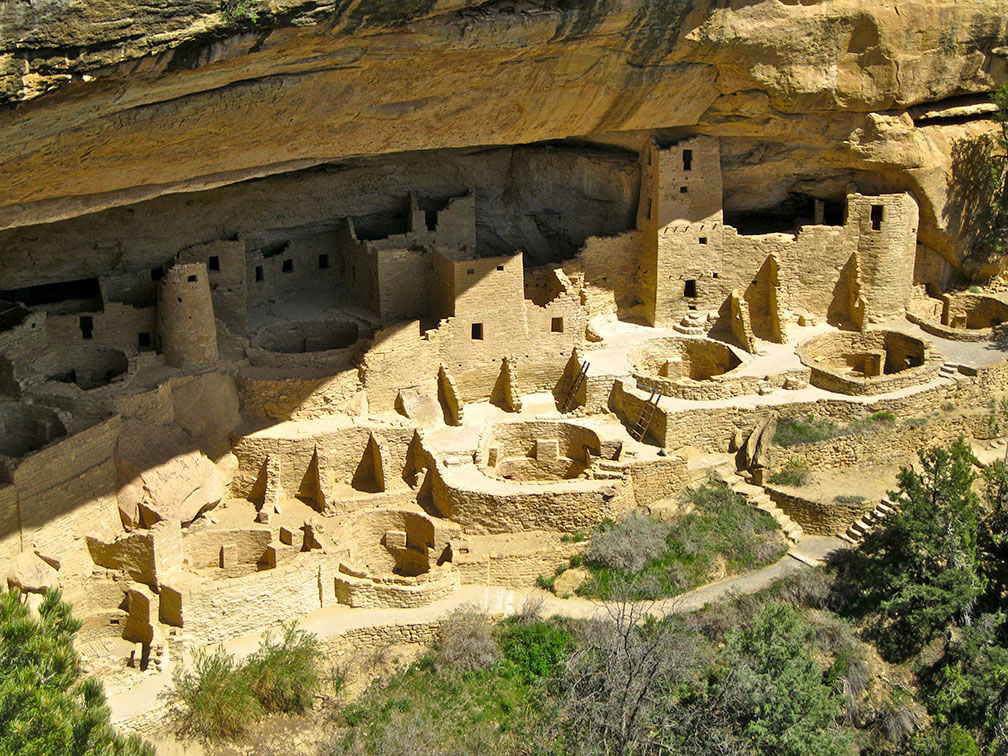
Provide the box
[0,0,1006,275]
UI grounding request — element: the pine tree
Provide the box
[0,587,154,756]
[860,438,985,660]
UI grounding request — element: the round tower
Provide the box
[157,263,218,370]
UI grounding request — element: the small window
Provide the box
[551,317,564,333]
[467,268,475,275]
[680,186,688,194]
[282,259,293,273]
[682,149,693,171]
[871,204,884,231]
[79,316,93,340]
[496,265,504,271]
[684,279,697,298]
[471,322,484,340]
[208,255,220,271]
[699,237,707,245]
[138,331,151,349]
[187,274,198,283]
[255,266,264,282]
[318,254,329,269]
[712,272,719,279]
[425,210,437,231]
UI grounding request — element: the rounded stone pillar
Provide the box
[157,263,218,370]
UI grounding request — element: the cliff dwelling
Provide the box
[3,0,1008,750]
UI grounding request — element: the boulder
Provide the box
[552,567,589,597]
[116,421,226,527]
[7,551,58,594]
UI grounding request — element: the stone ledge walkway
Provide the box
[109,535,844,727]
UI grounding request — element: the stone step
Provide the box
[837,531,857,544]
[788,550,821,567]
[850,519,871,535]
[732,482,765,498]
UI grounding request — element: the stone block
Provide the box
[384,530,407,550]
[159,582,184,627]
[219,543,237,568]
[279,526,295,546]
[535,439,559,463]
[123,584,155,645]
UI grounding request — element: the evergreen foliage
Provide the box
[0,587,154,756]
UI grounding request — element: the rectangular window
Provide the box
[138,331,151,349]
[496,265,504,271]
[187,274,198,283]
[682,149,693,171]
[551,317,564,333]
[208,255,220,271]
[467,268,475,275]
[282,259,293,273]
[79,316,93,340]
[871,204,884,231]
[471,322,484,340]
[255,266,264,282]
[680,186,688,194]
[318,254,329,269]
[684,280,698,298]
[699,237,707,245]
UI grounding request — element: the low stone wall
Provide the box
[181,555,326,648]
[334,564,459,608]
[453,539,579,588]
[611,353,1008,455]
[764,410,991,471]
[907,311,1000,343]
[765,486,876,535]
[797,329,943,396]
[432,459,635,535]
[626,457,689,507]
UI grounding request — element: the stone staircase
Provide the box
[720,472,804,543]
[673,310,708,335]
[939,362,965,381]
[837,497,898,544]
[590,459,627,481]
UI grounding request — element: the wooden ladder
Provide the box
[560,361,589,413]
[630,389,660,441]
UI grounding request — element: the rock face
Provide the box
[116,423,226,528]
[6,551,59,594]
[0,1,1007,273]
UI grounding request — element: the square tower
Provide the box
[638,136,724,326]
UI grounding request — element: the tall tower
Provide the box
[639,135,725,326]
[849,193,919,328]
[157,263,218,370]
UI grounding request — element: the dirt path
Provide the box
[109,535,844,729]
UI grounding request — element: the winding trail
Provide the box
[109,535,843,728]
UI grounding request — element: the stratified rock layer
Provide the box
[0,1,1005,267]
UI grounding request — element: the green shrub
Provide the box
[221,0,261,22]
[173,647,261,741]
[173,622,321,740]
[535,574,555,591]
[576,482,787,600]
[500,620,573,681]
[245,622,320,714]
[774,416,841,446]
[835,494,866,504]
[769,457,812,487]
